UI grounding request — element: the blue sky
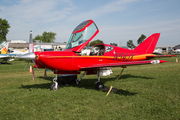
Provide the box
[0,0,180,46]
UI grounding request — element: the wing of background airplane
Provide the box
[80,60,168,70]
[0,54,17,58]
[0,54,17,63]
[0,55,9,59]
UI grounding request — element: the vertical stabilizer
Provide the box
[1,47,8,54]
[134,33,160,54]
[0,41,9,54]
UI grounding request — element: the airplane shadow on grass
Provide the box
[0,62,12,65]
[20,74,154,96]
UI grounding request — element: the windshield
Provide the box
[66,22,98,49]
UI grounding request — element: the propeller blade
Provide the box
[31,59,39,73]
[24,62,29,71]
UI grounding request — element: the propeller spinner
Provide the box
[18,52,35,61]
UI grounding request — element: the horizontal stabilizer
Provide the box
[146,54,176,59]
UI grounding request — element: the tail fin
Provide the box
[0,41,9,54]
[134,33,160,54]
[1,47,8,54]
[29,30,34,53]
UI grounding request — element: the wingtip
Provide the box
[159,60,169,63]
[150,60,169,64]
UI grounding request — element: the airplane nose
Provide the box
[18,53,35,61]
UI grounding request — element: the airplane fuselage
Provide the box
[34,50,151,73]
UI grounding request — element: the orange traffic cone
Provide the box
[176,58,178,63]
[29,66,32,73]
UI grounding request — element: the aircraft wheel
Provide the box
[95,82,104,90]
[50,83,59,91]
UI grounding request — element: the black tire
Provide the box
[50,83,59,91]
[95,82,104,90]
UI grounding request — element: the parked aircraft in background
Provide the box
[153,48,162,54]
[0,41,17,63]
[8,48,29,55]
[0,30,33,64]
[18,20,175,92]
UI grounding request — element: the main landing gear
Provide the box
[50,70,110,91]
[75,71,87,85]
[76,71,105,90]
[95,71,104,89]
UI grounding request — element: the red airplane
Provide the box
[19,19,174,92]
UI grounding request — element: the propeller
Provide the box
[31,59,39,72]
[19,29,39,72]
[19,53,39,73]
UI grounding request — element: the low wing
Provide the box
[80,60,168,70]
[0,54,17,63]
[0,55,10,59]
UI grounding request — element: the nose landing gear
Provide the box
[50,74,59,91]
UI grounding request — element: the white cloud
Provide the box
[0,0,75,41]
[1,0,75,23]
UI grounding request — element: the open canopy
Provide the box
[65,20,99,52]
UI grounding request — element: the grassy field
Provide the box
[0,56,180,120]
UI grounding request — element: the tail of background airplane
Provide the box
[29,30,34,53]
[134,33,160,54]
[0,41,9,54]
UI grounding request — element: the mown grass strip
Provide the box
[0,56,180,119]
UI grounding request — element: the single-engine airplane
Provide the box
[19,20,175,92]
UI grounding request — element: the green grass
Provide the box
[0,56,180,120]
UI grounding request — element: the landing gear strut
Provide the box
[50,74,59,91]
[95,71,104,90]
[76,71,105,89]
[76,71,87,85]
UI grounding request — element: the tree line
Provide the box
[33,31,56,43]
[87,34,146,48]
[127,34,146,49]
